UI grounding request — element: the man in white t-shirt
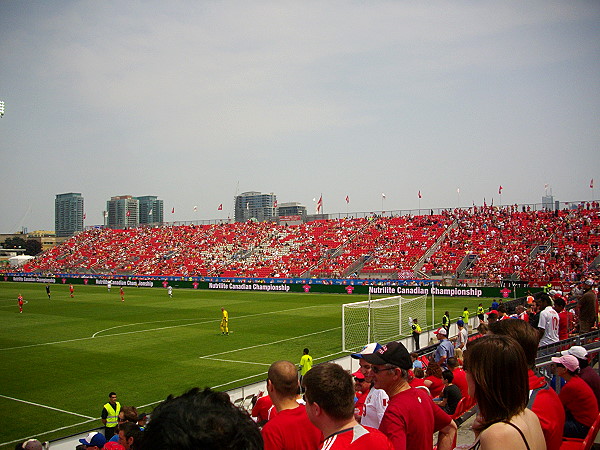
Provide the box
[351,343,389,429]
[454,320,468,350]
[535,292,559,347]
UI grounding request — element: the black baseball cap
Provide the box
[362,341,412,370]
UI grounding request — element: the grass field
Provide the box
[0,281,491,448]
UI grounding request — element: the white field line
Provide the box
[1,303,344,443]
[0,394,95,419]
[199,326,341,359]
[203,357,272,366]
[0,304,337,352]
[0,418,98,448]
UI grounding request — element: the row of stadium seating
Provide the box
[22,206,600,281]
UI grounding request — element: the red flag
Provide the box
[218,204,223,211]
[171,208,175,214]
[418,191,422,199]
[591,179,594,189]
[345,195,349,204]
[274,200,278,208]
[316,195,323,213]
[499,185,503,194]
[83,213,86,220]
[126,210,130,217]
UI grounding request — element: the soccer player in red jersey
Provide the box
[18,294,24,313]
[120,287,125,302]
[69,284,74,298]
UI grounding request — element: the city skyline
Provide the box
[1,1,599,233]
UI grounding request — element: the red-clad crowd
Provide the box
[21,206,599,284]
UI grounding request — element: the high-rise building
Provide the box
[107,196,138,229]
[234,191,277,223]
[55,193,84,237]
[136,196,164,225]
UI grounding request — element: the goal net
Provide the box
[342,294,428,352]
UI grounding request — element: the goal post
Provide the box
[342,293,428,353]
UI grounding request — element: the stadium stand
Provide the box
[22,205,599,284]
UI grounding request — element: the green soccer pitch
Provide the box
[0,281,491,447]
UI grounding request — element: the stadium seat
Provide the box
[451,396,476,421]
[560,412,600,450]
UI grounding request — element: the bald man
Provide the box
[261,360,322,450]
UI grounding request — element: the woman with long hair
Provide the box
[464,334,545,450]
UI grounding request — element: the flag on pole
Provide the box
[83,213,86,220]
[149,209,153,216]
[591,179,594,189]
[171,208,175,214]
[246,202,250,210]
[418,191,422,199]
[457,188,460,194]
[104,211,108,218]
[499,185,503,194]
[193,206,197,212]
[273,200,278,208]
[345,195,349,204]
[316,195,323,213]
[126,210,131,217]
[218,204,223,211]
[382,193,386,199]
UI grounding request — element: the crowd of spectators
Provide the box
[17,285,599,450]
[20,206,600,285]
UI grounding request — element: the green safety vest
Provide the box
[104,401,121,428]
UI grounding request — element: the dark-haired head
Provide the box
[464,334,529,432]
[139,387,262,450]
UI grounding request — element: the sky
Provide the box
[1,1,599,233]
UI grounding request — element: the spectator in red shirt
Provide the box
[424,362,445,398]
[560,346,600,413]
[446,357,469,401]
[353,370,370,420]
[489,319,565,450]
[553,297,573,340]
[361,341,456,450]
[551,354,599,439]
[302,362,393,449]
[251,391,276,427]
[261,360,323,450]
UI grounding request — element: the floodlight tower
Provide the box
[0,100,4,118]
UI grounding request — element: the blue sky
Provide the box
[1,1,599,232]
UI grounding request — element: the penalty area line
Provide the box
[202,357,271,366]
[199,326,342,359]
[0,394,95,420]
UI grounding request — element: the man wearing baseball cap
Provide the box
[561,346,600,406]
[362,341,457,450]
[551,354,599,439]
[79,431,107,449]
[433,327,454,369]
[351,343,389,429]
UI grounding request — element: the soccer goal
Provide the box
[342,293,428,352]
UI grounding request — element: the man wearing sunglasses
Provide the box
[362,341,457,450]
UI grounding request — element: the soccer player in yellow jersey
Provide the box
[220,307,229,335]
